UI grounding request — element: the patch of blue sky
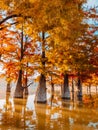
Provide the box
[86,0,98,7]
[83,0,98,32]
[85,18,98,26]
[83,0,98,11]
[85,18,98,35]
[39,32,49,39]
[94,31,98,35]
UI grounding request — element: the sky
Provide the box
[85,0,98,31]
[86,0,98,7]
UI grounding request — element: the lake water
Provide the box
[0,78,98,130]
[0,91,98,130]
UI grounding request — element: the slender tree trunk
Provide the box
[89,84,91,97]
[14,25,24,98]
[77,75,82,100]
[35,32,47,103]
[72,78,74,101]
[96,86,97,94]
[51,83,54,96]
[87,86,89,94]
[5,91,11,111]
[25,87,29,95]
[50,75,54,106]
[61,74,70,99]
[24,67,29,95]
[6,82,11,92]
[14,70,23,98]
[51,75,54,96]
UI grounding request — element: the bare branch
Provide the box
[0,14,19,25]
[0,14,31,25]
[27,81,34,87]
[0,21,18,30]
[21,81,34,89]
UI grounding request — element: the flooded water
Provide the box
[0,91,98,130]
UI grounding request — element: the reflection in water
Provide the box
[0,92,98,129]
[0,92,13,130]
[0,93,36,130]
[35,104,46,130]
[13,97,28,129]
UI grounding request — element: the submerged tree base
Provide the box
[77,92,82,98]
[77,94,82,101]
[14,95,23,98]
[14,89,23,98]
[78,97,82,101]
[62,97,70,100]
[36,101,47,104]
[35,74,47,103]
[6,83,11,93]
[61,91,70,100]
[24,88,29,95]
[14,70,24,98]
[35,88,47,103]
[77,94,82,97]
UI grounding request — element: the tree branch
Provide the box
[0,14,19,25]
[21,81,34,89]
[0,14,31,25]
[0,21,18,30]
[27,81,34,87]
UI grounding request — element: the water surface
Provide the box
[0,92,98,130]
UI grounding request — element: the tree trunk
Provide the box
[14,25,24,98]
[24,69,29,96]
[35,74,46,103]
[96,86,97,94]
[77,76,82,100]
[61,74,70,99]
[51,75,54,96]
[24,87,29,95]
[89,84,91,96]
[5,91,11,111]
[35,32,47,103]
[6,82,11,92]
[87,86,89,94]
[51,83,54,96]
[14,70,23,98]
[72,78,74,101]
[50,75,54,106]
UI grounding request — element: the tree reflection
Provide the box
[35,103,46,130]
[13,97,28,129]
[0,91,13,129]
[13,96,36,129]
[5,92,12,111]
[0,93,98,130]
[0,93,36,129]
[34,97,71,130]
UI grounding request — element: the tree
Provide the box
[0,0,88,102]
